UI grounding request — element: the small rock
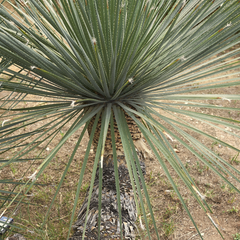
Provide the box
[218,144,222,148]
[165,190,173,193]
[6,234,26,240]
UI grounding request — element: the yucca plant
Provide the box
[0,0,240,239]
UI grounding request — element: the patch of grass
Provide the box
[230,153,240,165]
[80,183,89,193]
[227,186,236,194]
[227,206,239,214]
[4,188,76,240]
[220,183,226,190]
[227,196,236,204]
[59,130,64,138]
[196,161,208,175]
[162,219,175,237]
[233,233,240,240]
[148,171,156,186]
[211,141,218,149]
[10,163,17,175]
[185,162,191,171]
[163,205,178,219]
[205,189,215,199]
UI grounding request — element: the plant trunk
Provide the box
[87,110,143,155]
[69,111,147,239]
